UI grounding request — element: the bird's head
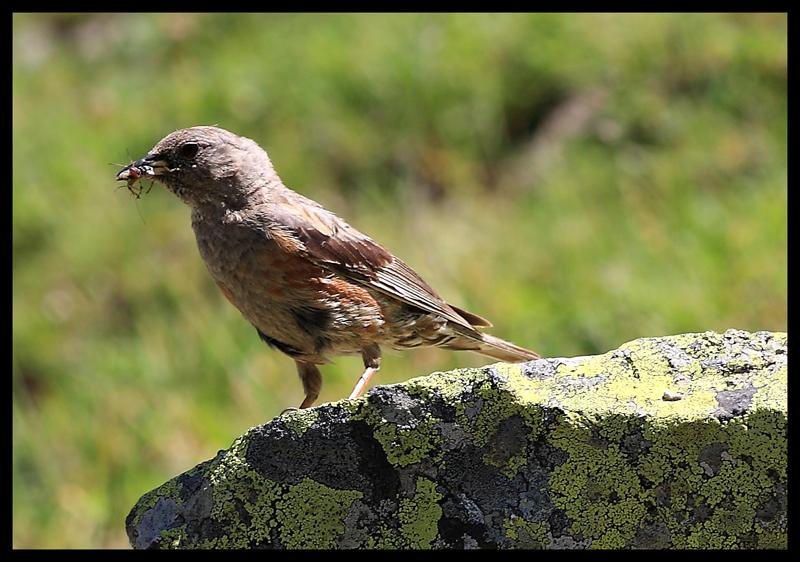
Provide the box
[116,126,278,208]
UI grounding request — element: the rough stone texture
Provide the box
[125,329,787,549]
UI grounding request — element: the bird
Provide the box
[116,126,539,411]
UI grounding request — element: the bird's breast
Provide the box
[190,214,387,358]
[191,215,308,310]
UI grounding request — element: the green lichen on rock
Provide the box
[126,330,786,549]
[503,516,549,548]
[281,408,320,437]
[276,478,363,548]
[403,367,486,403]
[200,432,283,548]
[347,386,445,468]
[398,477,443,548]
[635,409,787,549]
[362,477,444,549]
[372,417,443,467]
[549,422,649,549]
[466,374,546,478]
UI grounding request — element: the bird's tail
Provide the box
[444,325,540,363]
[475,333,540,362]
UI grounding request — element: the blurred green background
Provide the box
[12,13,786,548]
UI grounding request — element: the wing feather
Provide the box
[263,195,478,330]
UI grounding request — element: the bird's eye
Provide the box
[177,142,200,159]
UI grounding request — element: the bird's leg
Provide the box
[281,361,321,415]
[348,344,381,400]
[297,361,322,409]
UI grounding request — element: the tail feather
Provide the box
[473,333,540,362]
[445,325,540,363]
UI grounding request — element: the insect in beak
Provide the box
[117,163,156,198]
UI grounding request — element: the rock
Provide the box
[125,329,787,549]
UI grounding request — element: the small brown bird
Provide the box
[117,126,539,410]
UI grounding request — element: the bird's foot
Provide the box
[348,366,379,400]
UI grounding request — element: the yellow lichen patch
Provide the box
[498,349,718,424]
[750,364,787,412]
[404,368,484,404]
[494,362,552,405]
[492,332,785,427]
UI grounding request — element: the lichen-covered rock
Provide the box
[125,329,787,549]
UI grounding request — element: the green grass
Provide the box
[12,13,786,548]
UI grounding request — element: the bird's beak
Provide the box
[116,155,171,181]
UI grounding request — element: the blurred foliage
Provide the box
[12,13,786,548]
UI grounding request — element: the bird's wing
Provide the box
[260,193,485,330]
